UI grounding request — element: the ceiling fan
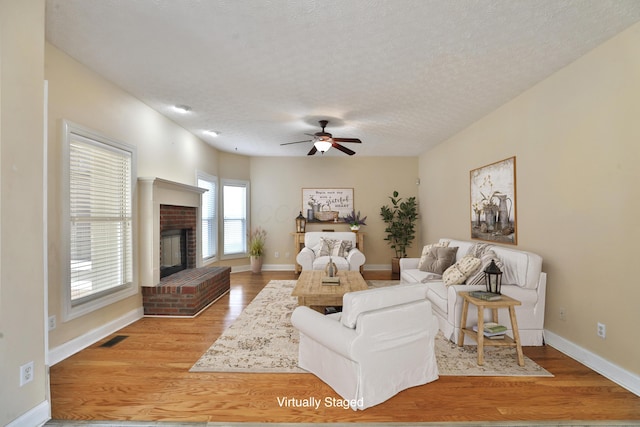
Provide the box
[280,120,362,155]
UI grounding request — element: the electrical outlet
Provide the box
[274,251,280,258]
[559,307,566,321]
[285,252,290,259]
[48,315,57,331]
[20,361,34,386]
[597,322,606,339]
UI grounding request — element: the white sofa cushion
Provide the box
[491,245,542,289]
[312,255,349,271]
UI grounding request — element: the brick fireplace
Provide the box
[138,178,230,316]
[159,204,197,277]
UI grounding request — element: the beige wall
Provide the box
[419,22,640,375]
[249,156,419,267]
[0,0,47,424]
[45,43,221,349]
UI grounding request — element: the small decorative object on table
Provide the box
[325,257,337,277]
[469,290,502,301]
[295,211,306,233]
[484,259,503,294]
[342,210,367,232]
[322,257,340,284]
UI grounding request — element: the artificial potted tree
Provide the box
[248,227,267,273]
[380,190,418,278]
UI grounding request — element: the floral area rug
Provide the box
[190,280,552,377]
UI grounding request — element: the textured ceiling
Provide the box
[45,0,640,157]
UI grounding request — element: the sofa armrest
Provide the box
[399,257,420,270]
[346,248,365,270]
[296,247,315,271]
[291,306,357,357]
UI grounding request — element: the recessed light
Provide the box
[172,104,192,113]
[204,130,219,137]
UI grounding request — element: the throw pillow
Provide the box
[443,255,482,286]
[467,242,494,258]
[335,240,353,257]
[466,249,505,286]
[419,246,458,274]
[318,238,353,257]
[417,241,450,270]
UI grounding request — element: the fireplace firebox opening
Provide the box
[160,229,188,278]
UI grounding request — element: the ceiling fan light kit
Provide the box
[314,138,332,153]
[281,120,362,156]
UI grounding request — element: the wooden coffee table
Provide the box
[292,270,368,311]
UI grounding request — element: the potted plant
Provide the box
[341,210,367,232]
[380,190,418,278]
[248,227,267,273]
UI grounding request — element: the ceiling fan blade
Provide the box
[307,146,318,156]
[332,142,355,156]
[280,139,313,146]
[332,137,362,144]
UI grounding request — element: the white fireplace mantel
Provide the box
[138,177,207,287]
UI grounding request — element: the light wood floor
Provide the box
[50,271,640,424]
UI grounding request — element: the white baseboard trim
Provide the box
[230,264,394,273]
[48,307,144,366]
[363,264,392,271]
[6,400,50,427]
[545,329,640,397]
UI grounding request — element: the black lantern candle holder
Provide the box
[295,211,306,233]
[484,259,503,294]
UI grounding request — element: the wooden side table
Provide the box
[458,291,524,366]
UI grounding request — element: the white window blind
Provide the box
[198,172,217,260]
[223,181,248,256]
[69,133,133,305]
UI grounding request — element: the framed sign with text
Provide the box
[302,188,354,222]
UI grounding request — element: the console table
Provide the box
[292,232,365,273]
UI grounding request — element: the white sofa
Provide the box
[291,283,439,410]
[296,231,365,272]
[400,238,547,346]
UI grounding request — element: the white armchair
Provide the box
[291,283,439,410]
[296,231,365,272]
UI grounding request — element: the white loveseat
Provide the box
[400,238,547,346]
[296,231,365,272]
[291,283,439,410]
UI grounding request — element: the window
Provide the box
[63,121,137,320]
[197,171,217,261]
[222,179,249,257]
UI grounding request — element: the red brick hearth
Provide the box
[142,266,230,316]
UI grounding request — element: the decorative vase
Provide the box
[250,255,263,273]
[325,257,337,277]
[497,194,512,230]
[484,206,496,232]
[350,224,360,232]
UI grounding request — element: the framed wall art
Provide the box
[302,188,354,223]
[470,156,517,245]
